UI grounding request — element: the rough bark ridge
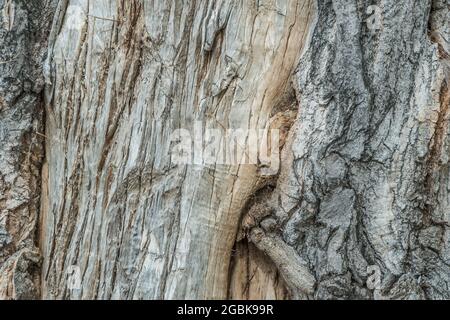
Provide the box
[256,0,450,299]
[0,0,57,299]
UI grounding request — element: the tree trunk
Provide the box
[0,0,57,299]
[0,0,449,300]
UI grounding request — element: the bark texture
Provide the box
[0,0,449,300]
[273,0,450,299]
[0,0,56,299]
[40,0,314,299]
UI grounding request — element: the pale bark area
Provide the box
[0,0,449,300]
[0,0,56,299]
[40,0,314,299]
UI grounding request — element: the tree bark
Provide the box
[0,0,449,300]
[0,0,57,299]
[274,0,450,299]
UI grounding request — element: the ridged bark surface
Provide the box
[0,0,56,299]
[0,0,448,300]
[274,0,450,299]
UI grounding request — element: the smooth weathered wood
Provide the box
[40,0,314,299]
[228,241,290,300]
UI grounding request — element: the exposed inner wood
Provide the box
[228,240,290,300]
[39,0,315,299]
